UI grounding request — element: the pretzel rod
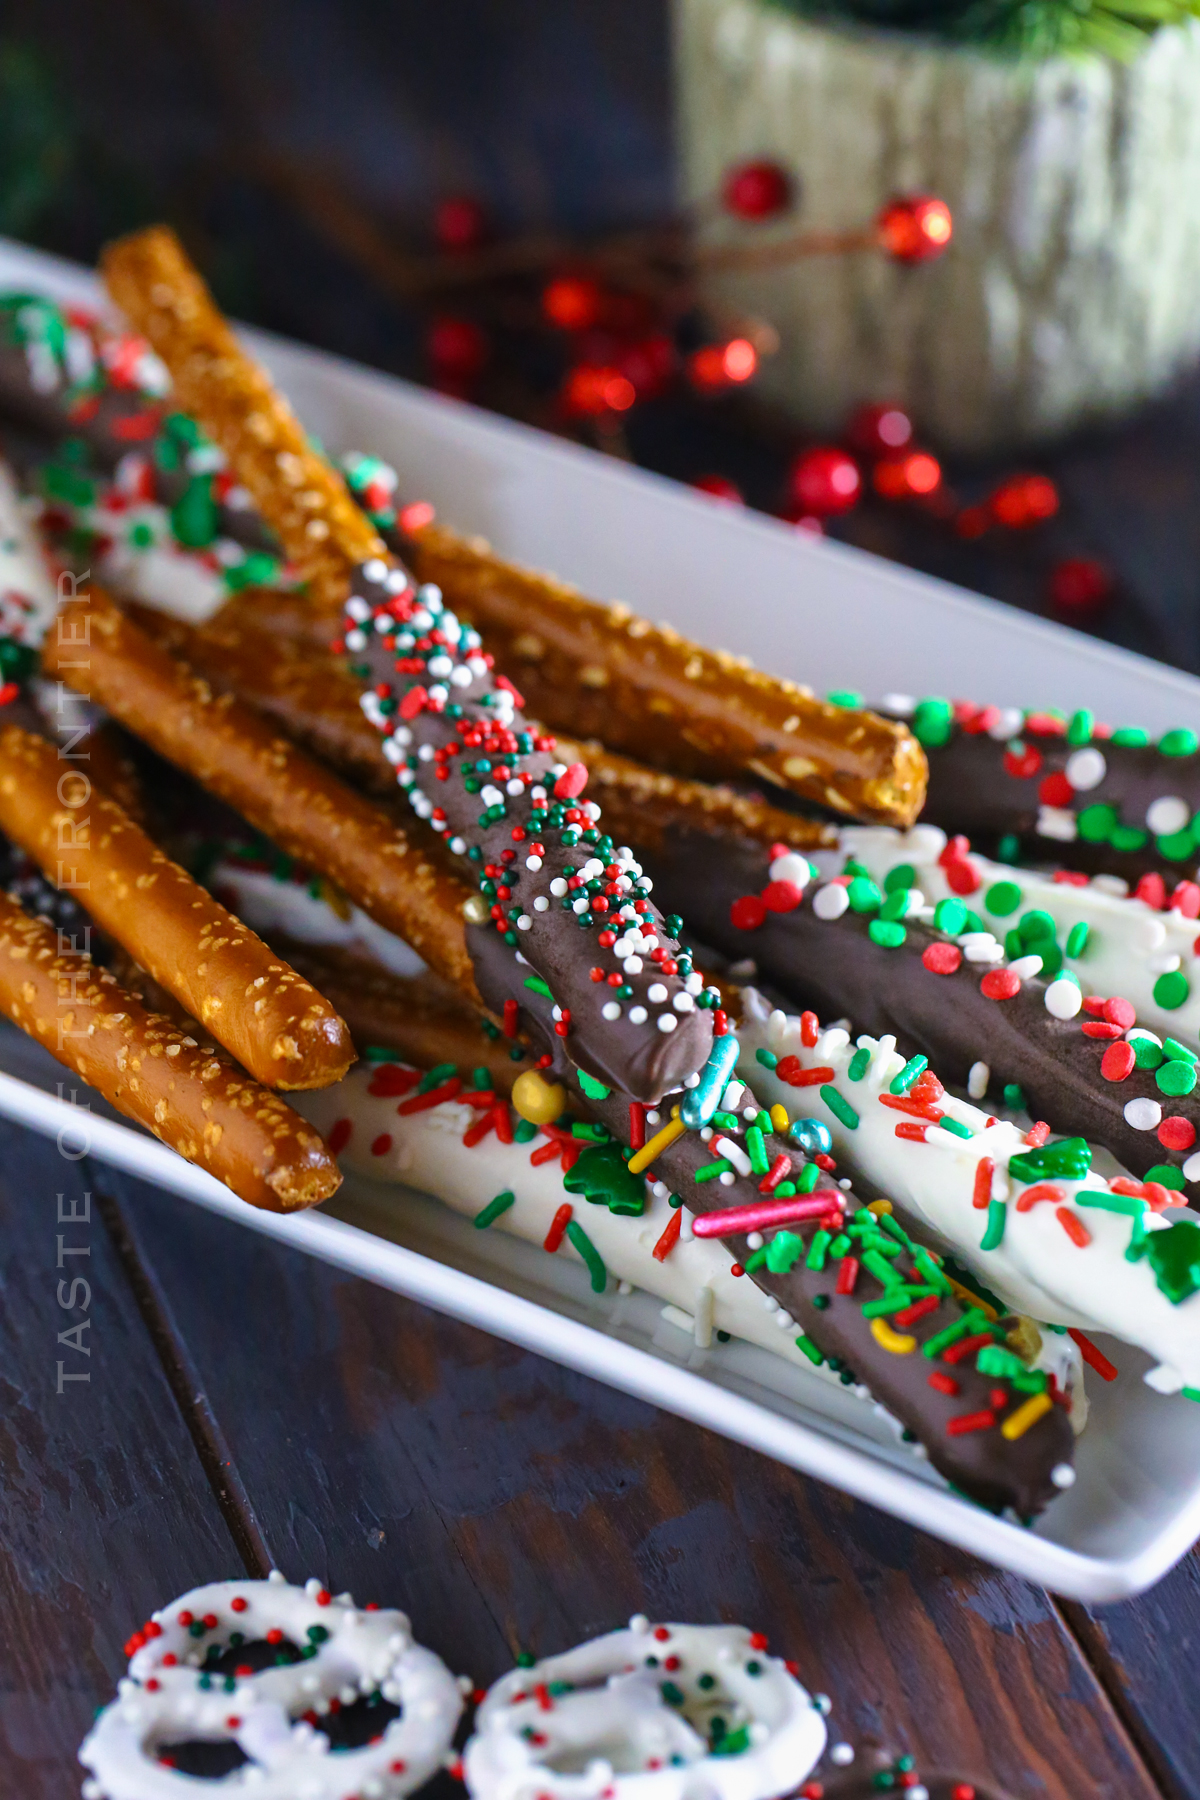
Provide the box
[398,521,927,826]
[101,226,383,607]
[0,723,354,1090]
[0,888,338,1209]
[40,586,483,1006]
[123,599,837,858]
[884,692,1200,880]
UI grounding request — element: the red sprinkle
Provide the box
[544,1204,573,1253]
[759,1153,792,1193]
[943,857,981,896]
[1104,996,1137,1029]
[327,1118,352,1155]
[835,1256,859,1294]
[629,1102,646,1151]
[1159,1115,1196,1152]
[1068,1328,1118,1381]
[503,998,520,1039]
[463,1111,496,1148]
[1024,1121,1051,1147]
[928,1371,959,1395]
[370,1133,392,1156]
[1101,1041,1136,1081]
[730,894,767,932]
[1057,1206,1091,1246]
[1053,870,1090,886]
[879,1093,943,1121]
[894,1294,940,1327]
[800,1011,819,1047]
[939,834,972,866]
[1003,745,1042,779]
[397,1077,462,1114]
[553,761,589,799]
[910,1071,946,1104]
[1171,881,1200,919]
[895,1121,928,1143]
[1015,1181,1064,1212]
[367,1064,422,1097]
[762,879,804,913]
[1038,771,1074,808]
[1136,872,1167,910]
[981,968,1021,1001]
[775,1057,835,1088]
[946,1409,996,1436]
[653,1210,682,1261]
[1082,1021,1123,1041]
[972,1157,994,1210]
[942,1331,997,1366]
[922,941,962,975]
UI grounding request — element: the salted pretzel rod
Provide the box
[101,225,925,827]
[100,225,384,609]
[123,599,837,858]
[0,889,338,1210]
[41,587,483,1006]
[0,724,354,1090]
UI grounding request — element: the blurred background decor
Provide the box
[676,0,1200,450]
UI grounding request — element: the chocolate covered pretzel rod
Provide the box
[0,723,354,1089]
[0,888,338,1209]
[636,825,1200,1191]
[886,692,1200,881]
[41,586,483,1004]
[101,226,384,607]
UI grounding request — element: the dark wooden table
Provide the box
[6,1110,1199,1800]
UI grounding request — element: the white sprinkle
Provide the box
[963,935,1005,964]
[629,1006,648,1025]
[344,628,367,652]
[694,1286,715,1349]
[417,741,436,762]
[830,1745,855,1767]
[746,1232,764,1250]
[601,1002,621,1021]
[714,1136,752,1177]
[657,1013,678,1033]
[480,783,504,807]
[673,992,695,1012]
[1125,1097,1163,1131]
[719,1171,736,1186]
[1044,977,1083,1019]
[533,896,549,912]
[881,692,915,716]
[1094,873,1130,897]
[1184,1150,1200,1183]
[1147,794,1190,836]
[572,897,589,915]
[449,837,466,855]
[813,883,849,921]
[1149,953,1183,975]
[345,596,371,622]
[968,1061,990,1099]
[721,1082,745,1111]
[989,706,1024,740]
[768,851,811,889]
[1037,805,1078,842]
[548,877,567,898]
[1064,747,1106,791]
[625,955,644,974]
[450,664,474,688]
[647,982,669,1003]
[364,557,388,582]
[427,654,453,678]
[506,779,525,796]
[1008,953,1043,980]
[1051,1462,1077,1488]
[525,855,543,871]
[516,915,532,931]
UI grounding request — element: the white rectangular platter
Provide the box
[5,232,1200,1603]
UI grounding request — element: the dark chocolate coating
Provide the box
[903,713,1200,885]
[350,559,712,1104]
[639,826,1200,1188]
[468,922,1075,1520]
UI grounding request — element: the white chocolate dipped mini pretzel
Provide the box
[80,1572,464,1800]
[835,824,1200,1047]
[464,1619,826,1800]
[737,989,1200,1398]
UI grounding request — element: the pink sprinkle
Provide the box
[691,1195,841,1237]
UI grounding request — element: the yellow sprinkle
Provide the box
[769,1103,789,1133]
[867,1199,893,1217]
[946,1275,999,1322]
[1001,1391,1053,1440]
[628,1115,686,1175]
[870,1318,916,1355]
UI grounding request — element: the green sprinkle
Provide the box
[1018,909,1056,945]
[577,1069,612,1100]
[869,918,907,948]
[1155,970,1191,1011]
[985,880,1023,917]
[1066,708,1094,746]
[933,898,967,936]
[847,876,883,914]
[1003,1082,1027,1111]
[1144,1163,1187,1190]
[1009,1136,1092,1183]
[766,1230,804,1273]
[843,858,870,880]
[922,1307,992,1361]
[1131,1034,1165,1070]
[774,1181,797,1198]
[1158,830,1195,863]
[884,863,917,893]
[794,1334,825,1366]
[1183,1387,1200,1403]
[980,1199,1007,1251]
[363,1045,402,1064]
[827,688,863,708]
[862,1249,906,1289]
[755,1047,778,1070]
[1065,921,1089,958]
[939,1116,973,1140]
[829,1233,851,1258]
[1159,728,1199,757]
[474,1190,516,1229]
[913,696,954,748]
[1077,803,1118,844]
[890,1055,928,1096]
[797,1162,821,1194]
[743,1247,769,1272]
[1164,1038,1198,1063]
[416,1061,457,1094]
[514,1118,538,1143]
[565,1219,607,1292]
[912,1245,952,1294]
[805,1230,832,1272]
[1157,1059,1198,1097]
[997,834,1020,863]
[1111,726,1149,747]
[523,974,553,999]
[745,1125,770,1175]
[821,1086,860,1129]
[879,890,912,922]
[847,1046,872,1082]
[1076,1189,1145,1216]
[1111,824,1150,853]
[860,1286,933,1318]
[694,1159,734,1183]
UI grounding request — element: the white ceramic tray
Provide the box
[5,233,1200,1602]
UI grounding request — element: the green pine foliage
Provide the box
[768,0,1200,56]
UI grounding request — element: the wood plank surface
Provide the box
[101,1165,1166,1800]
[0,1124,241,1797]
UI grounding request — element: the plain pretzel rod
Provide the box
[100,224,927,828]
